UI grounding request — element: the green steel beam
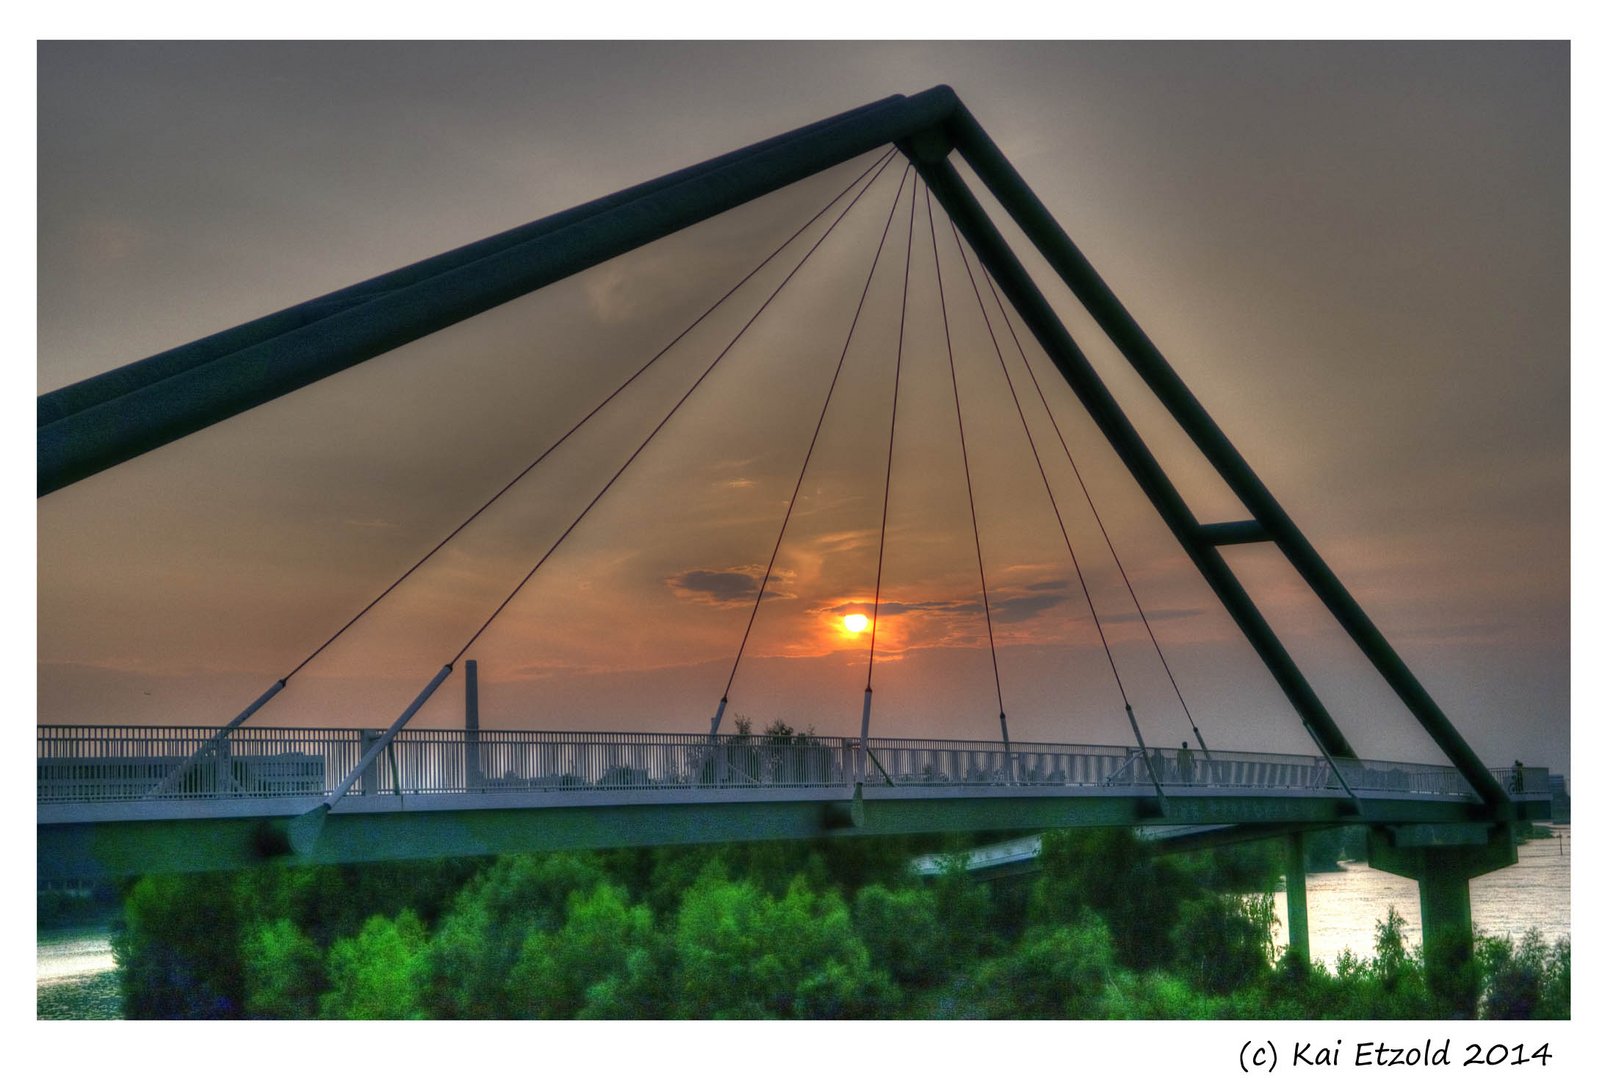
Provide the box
[37,94,905,432]
[40,789,1500,880]
[37,87,961,495]
[938,106,1511,814]
[905,150,1359,765]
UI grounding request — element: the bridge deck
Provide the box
[37,725,1548,877]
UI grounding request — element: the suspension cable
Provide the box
[976,258,1211,758]
[447,150,901,668]
[940,218,1160,796]
[714,163,914,729]
[941,216,1125,706]
[855,172,920,784]
[277,148,898,685]
[865,172,920,692]
[924,193,1010,755]
[316,153,902,815]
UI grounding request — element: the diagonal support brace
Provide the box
[909,150,1358,767]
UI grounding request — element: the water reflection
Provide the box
[1272,826,1570,964]
[37,927,120,1020]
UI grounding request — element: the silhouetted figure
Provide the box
[1511,760,1525,794]
[1149,747,1166,786]
[1177,741,1195,784]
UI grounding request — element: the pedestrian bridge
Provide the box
[37,724,1549,879]
[37,86,1552,962]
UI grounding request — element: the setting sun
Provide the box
[842,613,870,634]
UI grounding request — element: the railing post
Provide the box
[465,659,481,792]
[359,730,380,795]
[857,688,873,785]
[321,664,454,812]
[214,737,231,795]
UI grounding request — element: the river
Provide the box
[37,925,121,1020]
[1271,825,1571,964]
[35,826,1570,1018]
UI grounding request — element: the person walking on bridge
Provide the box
[1177,741,1195,785]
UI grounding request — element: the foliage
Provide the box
[853,882,947,986]
[1031,828,1195,969]
[1304,827,1368,872]
[114,872,245,1019]
[507,883,656,1018]
[1171,892,1274,994]
[967,914,1116,1018]
[319,910,429,1019]
[1477,929,1570,1019]
[423,851,607,1016]
[243,918,323,1018]
[108,828,1570,1020]
[669,873,895,1018]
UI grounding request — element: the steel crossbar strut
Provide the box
[39,84,1507,814]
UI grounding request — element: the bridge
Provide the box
[37,86,1550,968]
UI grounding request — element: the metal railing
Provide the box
[38,724,1542,805]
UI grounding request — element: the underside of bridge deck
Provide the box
[38,785,1544,880]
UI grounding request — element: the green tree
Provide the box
[115,872,246,1018]
[671,872,892,1018]
[1477,929,1570,1020]
[242,917,324,1018]
[507,883,658,1018]
[853,883,947,986]
[320,911,429,1019]
[932,856,995,958]
[1032,828,1194,969]
[1171,893,1274,994]
[969,913,1116,1018]
[424,852,606,1017]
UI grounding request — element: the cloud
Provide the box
[831,598,976,618]
[994,591,1070,624]
[1097,607,1202,626]
[666,566,793,606]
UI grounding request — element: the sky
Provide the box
[35,41,1569,776]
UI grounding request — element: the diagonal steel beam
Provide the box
[38,93,906,432]
[907,150,1359,769]
[37,87,961,495]
[938,107,1510,813]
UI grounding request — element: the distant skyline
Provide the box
[36,42,1568,776]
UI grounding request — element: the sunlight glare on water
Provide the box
[37,927,120,1020]
[1271,827,1570,964]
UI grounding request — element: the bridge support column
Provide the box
[1367,824,1517,1016]
[1284,832,1310,966]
